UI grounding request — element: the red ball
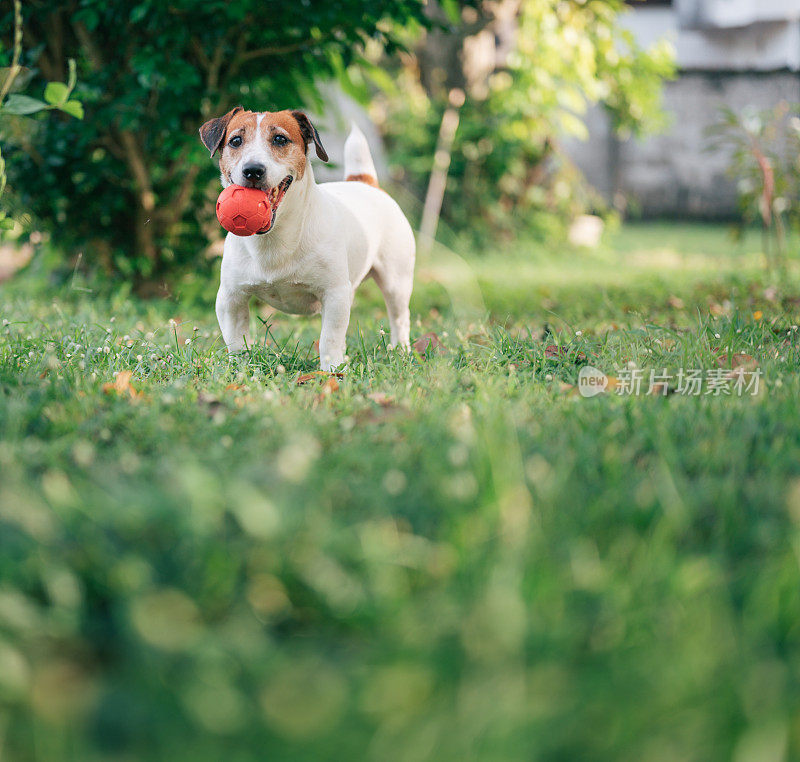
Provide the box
[215,185,272,236]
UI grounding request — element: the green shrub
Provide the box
[0,0,435,279]
[708,102,800,271]
[380,0,675,244]
[0,0,82,233]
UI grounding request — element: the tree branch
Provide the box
[72,21,103,71]
[238,39,315,62]
[118,130,155,212]
[164,164,202,230]
[191,38,211,70]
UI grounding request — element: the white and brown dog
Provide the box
[199,107,415,371]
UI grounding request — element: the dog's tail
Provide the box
[343,122,379,188]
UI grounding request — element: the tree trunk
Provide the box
[118,130,159,266]
[419,89,464,254]
[134,203,158,268]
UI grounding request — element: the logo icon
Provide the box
[578,365,608,397]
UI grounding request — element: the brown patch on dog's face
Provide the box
[207,109,327,189]
[215,109,260,186]
[201,108,329,232]
[257,110,311,182]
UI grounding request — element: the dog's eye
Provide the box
[272,134,289,147]
[228,135,243,148]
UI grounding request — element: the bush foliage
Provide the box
[0,0,433,278]
[380,0,675,242]
[708,102,800,271]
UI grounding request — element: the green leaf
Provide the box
[0,217,14,230]
[59,100,84,119]
[440,0,460,24]
[44,81,69,105]
[361,59,397,96]
[130,5,148,23]
[2,94,48,115]
[558,111,590,141]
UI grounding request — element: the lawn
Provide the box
[1,223,800,761]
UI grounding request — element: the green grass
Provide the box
[2,223,800,761]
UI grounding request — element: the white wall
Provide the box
[676,0,800,30]
[622,5,800,71]
[564,71,800,218]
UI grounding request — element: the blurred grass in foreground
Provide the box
[1,223,800,761]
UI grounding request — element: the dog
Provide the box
[199,107,415,371]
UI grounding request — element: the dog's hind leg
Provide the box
[370,263,413,350]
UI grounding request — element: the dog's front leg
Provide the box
[216,287,251,352]
[318,286,352,371]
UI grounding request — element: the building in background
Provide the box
[566,0,800,218]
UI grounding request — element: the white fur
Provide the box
[343,122,377,178]
[215,124,415,371]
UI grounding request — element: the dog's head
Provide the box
[199,107,328,227]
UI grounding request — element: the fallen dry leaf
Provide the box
[367,392,394,406]
[296,371,344,385]
[225,383,244,391]
[412,332,446,356]
[563,376,621,397]
[320,376,339,395]
[102,370,139,399]
[555,382,583,398]
[717,353,758,372]
[545,345,587,361]
[311,376,341,407]
[355,397,406,424]
[465,332,491,346]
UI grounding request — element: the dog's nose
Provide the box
[242,164,265,182]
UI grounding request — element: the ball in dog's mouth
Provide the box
[257,175,293,234]
[216,185,272,237]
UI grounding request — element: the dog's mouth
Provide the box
[257,175,293,234]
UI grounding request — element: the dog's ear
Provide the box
[291,110,329,162]
[199,106,244,157]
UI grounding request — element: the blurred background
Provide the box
[2,0,797,287]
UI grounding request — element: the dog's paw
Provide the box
[320,356,347,373]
